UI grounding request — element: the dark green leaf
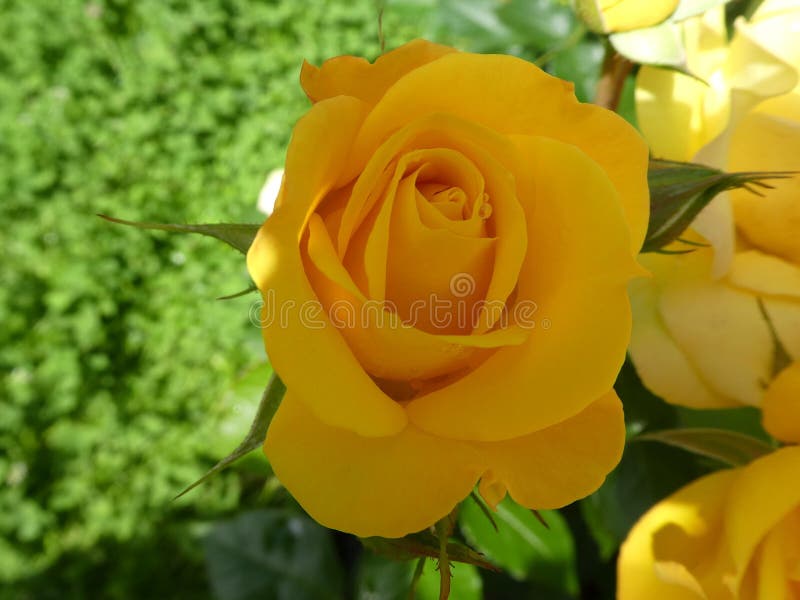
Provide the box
[644,159,795,252]
[175,373,285,499]
[203,509,344,600]
[677,405,772,443]
[459,498,578,595]
[636,427,774,466]
[354,552,412,600]
[98,214,260,255]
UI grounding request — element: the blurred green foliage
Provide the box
[0,0,420,596]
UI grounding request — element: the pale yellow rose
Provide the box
[630,1,800,411]
[618,445,800,599]
[575,0,680,33]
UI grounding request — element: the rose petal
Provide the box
[725,446,800,593]
[728,250,800,299]
[729,105,800,264]
[354,52,649,253]
[266,391,624,538]
[385,165,496,334]
[305,212,526,381]
[265,393,483,538]
[407,136,640,441]
[300,39,457,105]
[247,96,407,436]
[338,114,528,331]
[617,468,738,600]
[762,362,800,443]
[636,66,729,162]
[629,247,736,409]
[476,390,624,509]
[654,246,774,406]
[599,0,678,32]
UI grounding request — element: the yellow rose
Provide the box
[576,0,680,33]
[246,40,649,537]
[630,2,800,411]
[618,445,800,599]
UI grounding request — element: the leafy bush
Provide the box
[0,0,419,596]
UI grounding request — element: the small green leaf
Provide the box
[636,428,774,466]
[459,497,578,595]
[203,509,344,600]
[644,159,794,252]
[175,373,285,499]
[609,22,685,67]
[98,214,260,254]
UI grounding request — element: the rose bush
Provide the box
[618,445,800,599]
[576,0,680,33]
[247,40,649,537]
[629,1,800,411]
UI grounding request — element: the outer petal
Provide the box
[629,276,736,409]
[729,105,800,265]
[600,0,678,32]
[762,362,800,443]
[749,0,800,68]
[477,391,625,510]
[725,446,800,593]
[247,96,407,437]
[649,243,774,406]
[352,52,649,253]
[636,66,728,162]
[305,212,526,382]
[728,250,800,299]
[617,468,739,600]
[300,39,456,105]
[764,297,800,360]
[265,394,483,538]
[408,137,640,441]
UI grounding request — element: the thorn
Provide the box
[531,510,550,529]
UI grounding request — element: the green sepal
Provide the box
[174,373,285,499]
[361,533,498,573]
[635,427,774,467]
[98,213,260,255]
[644,159,794,253]
[757,298,793,380]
